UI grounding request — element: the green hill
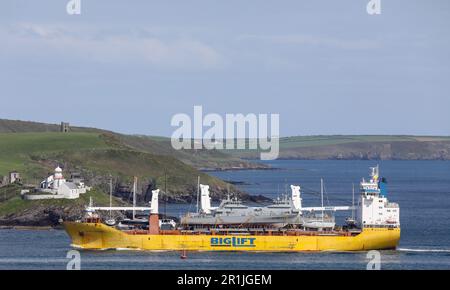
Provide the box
[117,134,264,170]
[0,131,233,198]
[0,119,265,171]
[0,129,256,226]
[0,132,111,174]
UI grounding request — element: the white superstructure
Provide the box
[290,185,302,211]
[357,166,400,228]
[199,184,217,214]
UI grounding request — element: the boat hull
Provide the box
[63,222,400,252]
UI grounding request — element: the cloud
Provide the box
[1,23,226,70]
[237,34,380,50]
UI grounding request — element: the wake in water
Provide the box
[398,248,450,253]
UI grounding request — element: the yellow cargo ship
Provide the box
[63,166,401,252]
[63,222,400,251]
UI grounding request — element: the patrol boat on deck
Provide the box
[180,184,335,230]
[63,166,400,252]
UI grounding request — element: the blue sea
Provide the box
[1,160,449,270]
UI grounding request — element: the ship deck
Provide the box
[121,228,362,237]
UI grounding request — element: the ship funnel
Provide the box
[150,189,159,214]
[200,184,212,214]
[290,185,302,210]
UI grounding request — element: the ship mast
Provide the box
[351,183,355,220]
[196,176,200,213]
[164,169,167,217]
[109,178,112,220]
[132,176,137,220]
[320,178,324,221]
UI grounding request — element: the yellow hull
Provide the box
[63,222,400,252]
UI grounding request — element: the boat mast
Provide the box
[164,170,167,217]
[132,176,137,220]
[196,176,200,213]
[109,178,113,220]
[352,183,355,220]
[321,178,324,221]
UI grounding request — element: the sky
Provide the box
[1,0,449,137]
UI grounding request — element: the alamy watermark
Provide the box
[66,250,81,270]
[66,0,81,15]
[367,0,381,15]
[171,106,279,160]
[66,1,380,16]
[366,250,381,270]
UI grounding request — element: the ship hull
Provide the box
[63,222,400,252]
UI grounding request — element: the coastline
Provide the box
[0,225,56,230]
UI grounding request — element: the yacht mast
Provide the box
[109,178,112,219]
[164,171,167,217]
[321,178,324,221]
[352,183,355,220]
[196,176,200,213]
[132,176,137,220]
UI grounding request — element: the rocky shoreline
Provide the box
[0,225,56,230]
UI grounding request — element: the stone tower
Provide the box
[60,122,70,132]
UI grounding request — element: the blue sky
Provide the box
[1,0,449,136]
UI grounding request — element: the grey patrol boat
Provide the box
[180,184,336,230]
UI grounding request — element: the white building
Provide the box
[24,166,90,200]
[9,171,20,184]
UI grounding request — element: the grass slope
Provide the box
[0,118,263,170]
[118,134,264,169]
[0,132,112,176]
[0,131,231,200]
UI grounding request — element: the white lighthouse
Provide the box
[52,166,66,190]
[27,165,90,200]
